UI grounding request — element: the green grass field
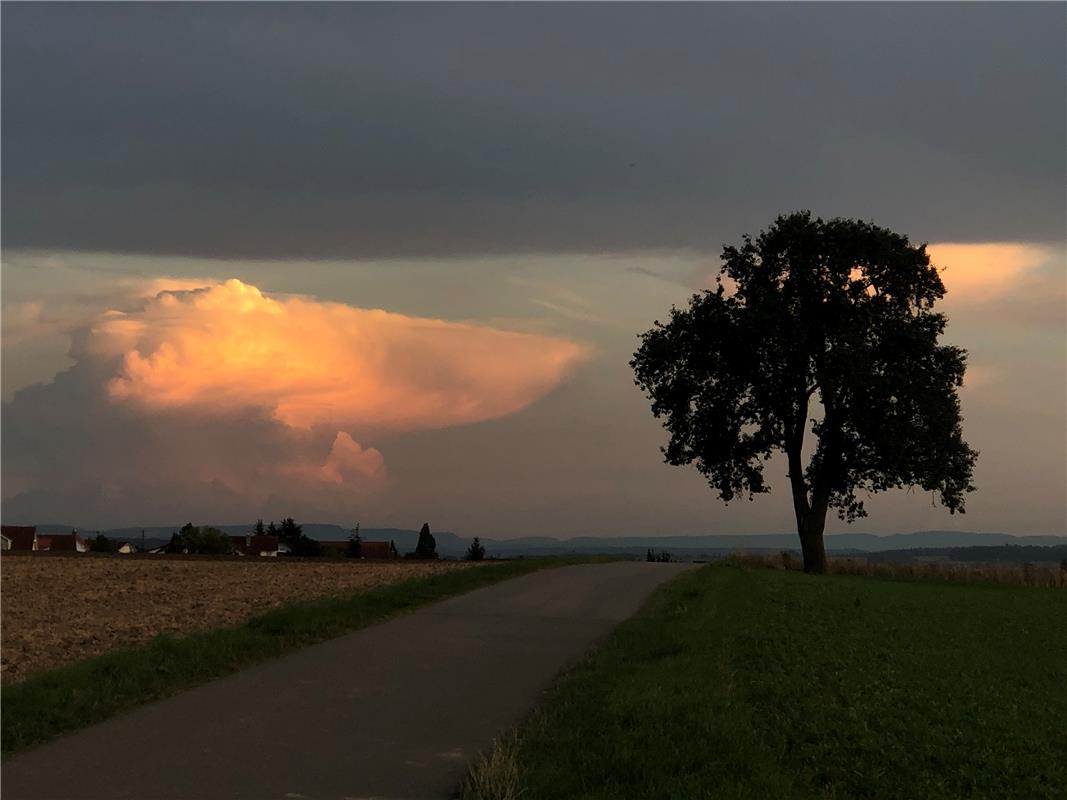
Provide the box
[472,564,1067,800]
[1,557,606,756]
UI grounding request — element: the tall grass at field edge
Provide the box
[729,550,1067,587]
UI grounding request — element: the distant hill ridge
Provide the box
[24,524,1067,557]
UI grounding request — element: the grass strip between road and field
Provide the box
[463,562,1067,800]
[2,557,608,756]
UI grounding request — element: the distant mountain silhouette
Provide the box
[25,524,1066,557]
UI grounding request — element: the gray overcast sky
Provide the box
[4,3,1064,257]
[2,3,1064,537]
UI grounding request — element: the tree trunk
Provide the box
[797,510,828,575]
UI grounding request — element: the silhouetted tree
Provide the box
[277,517,302,548]
[466,537,486,561]
[345,523,363,558]
[269,517,322,557]
[646,548,655,562]
[413,523,437,559]
[254,519,266,536]
[167,523,234,555]
[90,533,118,553]
[632,212,977,574]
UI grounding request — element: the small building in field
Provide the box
[362,540,399,559]
[115,542,137,554]
[1,533,12,550]
[2,525,38,551]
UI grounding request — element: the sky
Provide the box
[2,3,1064,537]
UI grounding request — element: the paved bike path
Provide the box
[3,562,693,799]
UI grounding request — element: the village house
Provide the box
[36,532,90,552]
[362,540,399,559]
[2,525,39,551]
[229,534,280,557]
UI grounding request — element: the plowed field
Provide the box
[1,556,474,683]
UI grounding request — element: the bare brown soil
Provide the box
[0,555,475,684]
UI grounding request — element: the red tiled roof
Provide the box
[3,525,37,550]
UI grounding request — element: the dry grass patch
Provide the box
[1,555,475,683]
[727,550,1067,587]
[460,733,523,800]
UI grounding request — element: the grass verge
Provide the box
[2,557,603,756]
[465,563,1067,799]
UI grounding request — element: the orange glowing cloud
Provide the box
[96,279,589,431]
[315,432,386,486]
[926,243,1052,300]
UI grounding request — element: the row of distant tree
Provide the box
[150,519,489,561]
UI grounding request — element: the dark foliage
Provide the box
[632,212,977,573]
[345,523,362,559]
[288,535,323,558]
[410,523,437,559]
[466,537,486,561]
[89,534,117,553]
[273,517,322,557]
[166,523,234,555]
[276,517,302,548]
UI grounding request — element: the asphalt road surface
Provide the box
[3,561,693,800]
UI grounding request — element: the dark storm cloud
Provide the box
[3,3,1064,258]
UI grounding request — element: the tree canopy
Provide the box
[166,523,234,555]
[346,523,363,558]
[465,537,486,561]
[413,523,437,559]
[631,212,977,573]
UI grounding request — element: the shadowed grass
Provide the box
[468,563,1067,800]
[2,557,605,756]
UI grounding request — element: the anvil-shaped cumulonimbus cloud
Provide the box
[95,279,589,432]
